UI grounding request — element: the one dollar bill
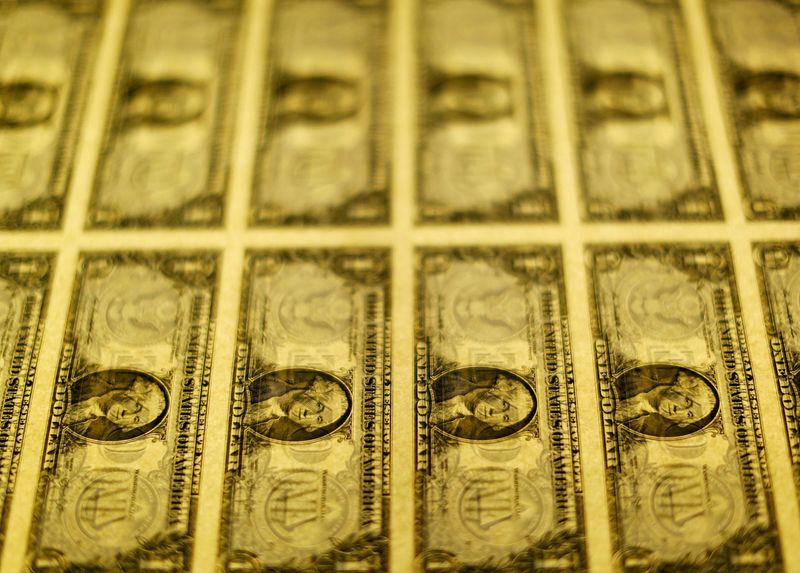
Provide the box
[251,0,389,226]
[706,0,800,220]
[417,0,554,223]
[415,247,585,571]
[88,0,242,228]
[0,254,53,546]
[221,250,391,571]
[28,252,218,571]
[755,243,800,501]
[565,0,720,220]
[0,0,102,229]
[587,244,781,570]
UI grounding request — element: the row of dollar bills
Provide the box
[0,244,799,571]
[0,0,798,228]
[0,0,798,572]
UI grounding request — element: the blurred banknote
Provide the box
[417,0,555,223]
[0,1,101,229]
[565,0,719,220]
[251,0,389,226]
[707,0,800,219]
[89,0,242,228]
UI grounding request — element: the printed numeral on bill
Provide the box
[587,244,780,570]
[251,0,389,226]
[417,0,555,223]
[0,0,101,229]
[88,0,242,228]
[28,252,218,571]
[565,0,720,220]
[706,0,800,220]
[415,247,585,570]
[221,250,391,571]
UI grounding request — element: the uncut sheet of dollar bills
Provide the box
[0,0,799,571]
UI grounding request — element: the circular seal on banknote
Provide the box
[273,274,351,343]
[64,369,169,443]
[647,464,737,542]
[100,273,180,346]
[430,367,536,441]
[263,469,350,547]
[613,364,719,439]
[621,272,704,340]
[449,276,527,342]
[73,468,159,546]
[246,368,352,442]
[457,468,545,543]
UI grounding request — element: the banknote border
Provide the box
[413,245,586,572]
[219,248,392,572]
[0,252,54,549]
[86,0,243,229]
[753,242,800,497]
[585,241,782,571]
[25,249,220,572]
[564,0,722,222]
[0,0,103,230]
[415,0,557,224]
[249,1,391,228]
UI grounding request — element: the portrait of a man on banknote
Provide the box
[0,81,57,128]
[246,369,351,441]
[614,364,719,438]
[276,77,360,122]
[737,72,800,119]
[583,72,668,119]
[428,74,513,121]
[123,78,207,126]
[64,369,169,442]
[430,367,536,441]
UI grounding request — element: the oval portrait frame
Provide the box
[65,368,170,444]
[245,368,353,443]
[430,366,537,443]
[612,363,721,440]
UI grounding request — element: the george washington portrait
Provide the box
[246,369,352,442]
[614,364,719,438]
[430,367,536,441]
[64,369,169,442]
